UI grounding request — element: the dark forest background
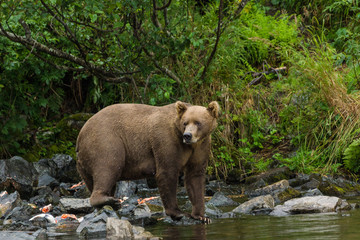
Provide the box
[1,0,360,179]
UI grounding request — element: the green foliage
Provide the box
[343,139,360,173]
[0,38,65,157]
[1,0,360,180]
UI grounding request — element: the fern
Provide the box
[343,139,360,172]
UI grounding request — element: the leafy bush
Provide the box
[343,139,360,173]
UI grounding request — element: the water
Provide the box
[147,209,360,240]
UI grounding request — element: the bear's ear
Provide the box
[207,101,220,119]
[175,101,188,117]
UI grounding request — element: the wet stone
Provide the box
[245,167,294,185]
[133,204,152,219]
[59,198,93,213]
[249,180,290,198]
[50,154,80,183]
[303,188,323,197]
[0,191,21,218]
[270,196,349,216]
[299,178,320,190]
[107,217,133,239]
[0,157,38,199]
[38,173,59,188]
[205,203,223,217]
[232,195,275,215]
[207,192,239,207]
[4,203,38,223]
[77,208,119,238]
[0,231,36,240]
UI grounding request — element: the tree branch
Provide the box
[248,66,287,86]
[0,21,137,82]
[155,0,172,10]
[199,0,224,81]
[199,0,250,81]
[220,0,251,34]
[39,0,88,61]
[131,12,181,84]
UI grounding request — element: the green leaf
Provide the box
[90,14,97,23]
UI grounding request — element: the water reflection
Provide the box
[148,209,360,240]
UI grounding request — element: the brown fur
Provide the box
[76,101,219,220]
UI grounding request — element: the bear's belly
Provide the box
[119,160,156,180]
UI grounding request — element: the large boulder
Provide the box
[0,157,38,199]
[270,196,351,216]
[232,195,275,215]
[50,154,80,183]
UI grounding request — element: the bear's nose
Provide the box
[183,132,192,143]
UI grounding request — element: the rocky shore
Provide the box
[1,155,360,239]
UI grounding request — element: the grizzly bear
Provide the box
[76,101,219,222]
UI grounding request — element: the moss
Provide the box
[319,182,346,197]
[277,187,301,203]
[245,167,294,185]
[22,113,91,162]
[146,203,164,212]
[56,113,93,142]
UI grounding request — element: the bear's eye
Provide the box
[183,122,188,126]
[195,121,201,127]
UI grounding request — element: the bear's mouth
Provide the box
[183,139,193,144]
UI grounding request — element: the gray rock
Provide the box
[232,195,275,215]
[50,154,80,183]
[30,186,60,206]
[107,217,133,239]
[77,208,119,238]
[107,217,160,240]
[0,231,35,240]
[59,198,93,213]
[299,178,320,190]
[250,180,289,198]
[288,173,311,188]
[38,173,59,188]
[133,204,152,219]
[245,167,294,185]
[303,188,323,197]
[0,156,38,199]
[33,158,57,178]
[79,220,107,239]
[0,191,22,218]
[205,203,223,217]
[270,196,350,216]
[4,204,38,223]
[207,192,238,207]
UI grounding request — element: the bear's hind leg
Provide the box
[77,160,93,192]
[89,145,125,208]
[90,173,121,208]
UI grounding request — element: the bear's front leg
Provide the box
[156,169,184,220]
[184,156,210,224]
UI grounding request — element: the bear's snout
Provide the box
[183,132,193,144]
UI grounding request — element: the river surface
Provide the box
[146,209,360,240]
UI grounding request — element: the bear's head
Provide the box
[175,101,220,145]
